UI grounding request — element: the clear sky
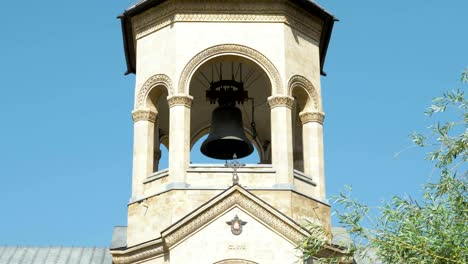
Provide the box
[0,0,466,247]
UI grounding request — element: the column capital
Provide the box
[299,111,325,125]
[267,96,295,109]
[132,109,158,123]
[167,94,193,108]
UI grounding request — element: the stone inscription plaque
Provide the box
[228,244,247,250]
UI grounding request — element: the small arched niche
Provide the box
[289,76,319,174]
[144,83,170,172]
[188,55,273,165]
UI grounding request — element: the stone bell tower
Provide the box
[111,1,346,263]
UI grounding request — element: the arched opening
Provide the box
[188,55,272,165]
[291,87,308,172]
[158,144,169,170]
[145,83,170,172]
[291,81,317,174]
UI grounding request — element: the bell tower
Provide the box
[111,1,345,263]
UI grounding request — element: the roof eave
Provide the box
[319,15,337,76]
[119,0,337,76]
[119,15,135,75]
[119,0,168,75]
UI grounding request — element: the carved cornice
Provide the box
[136,74,173,109]
[133,0,321,42]
[267,96,295,109]
[111,240,165,264]
[179,44,282,95]
[288,75,321,111]
[132,109,158,123]
[167,95,193,108]
[299,111,325,125]
[214,260,258,264]
[163,189,306,248]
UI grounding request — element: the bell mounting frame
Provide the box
[205,62,249,107]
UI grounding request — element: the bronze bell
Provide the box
[201,105,254,160]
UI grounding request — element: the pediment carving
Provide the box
[214,259,258,264]
[162,186,308,248]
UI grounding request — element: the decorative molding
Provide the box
[136,74,173,109]
[288,75,321,111]
[133,0,321,42]
[299,111,325,125]
[163,189,306,248]
[214,259,258,264]
[167,95,193,108]
[132,109,158,123]
[178,44,283,95]
[267,96,295,109]
[111,243,165,264]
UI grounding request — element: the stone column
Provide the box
[131,109,158,200]
[268,96,295,188]
[167,94,193,188]
[299,111,326,199]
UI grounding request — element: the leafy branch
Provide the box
[299,70,468,264]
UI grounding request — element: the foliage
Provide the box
[300,70,468,264]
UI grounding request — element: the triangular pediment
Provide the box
[161,185,309,248]
[111,185,349,264]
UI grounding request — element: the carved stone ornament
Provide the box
[167,95,193,108]
[110,239,165,264]
[226,215,247,235]
[133,0,321,43]
[214,260,258,264]
[288,75,321,111]
[267,96,295,109]
[299,111,325,125]
[136,74,173,108]
[132,109,158,123]
[178,44,283,95]
[163,189,307,248]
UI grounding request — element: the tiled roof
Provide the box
[0,247,112,264]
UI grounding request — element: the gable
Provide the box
[169,206,300,264]
[110,185,350,264]
[162,185,309,249]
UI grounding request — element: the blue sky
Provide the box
[0,1,466,246]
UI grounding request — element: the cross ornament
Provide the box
[225,153,245,185]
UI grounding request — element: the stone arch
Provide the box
[134,74,172,173]
[288,75,321,111]
[179,44,283,95]
[136,74,173,109]
[214,259,258,264]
